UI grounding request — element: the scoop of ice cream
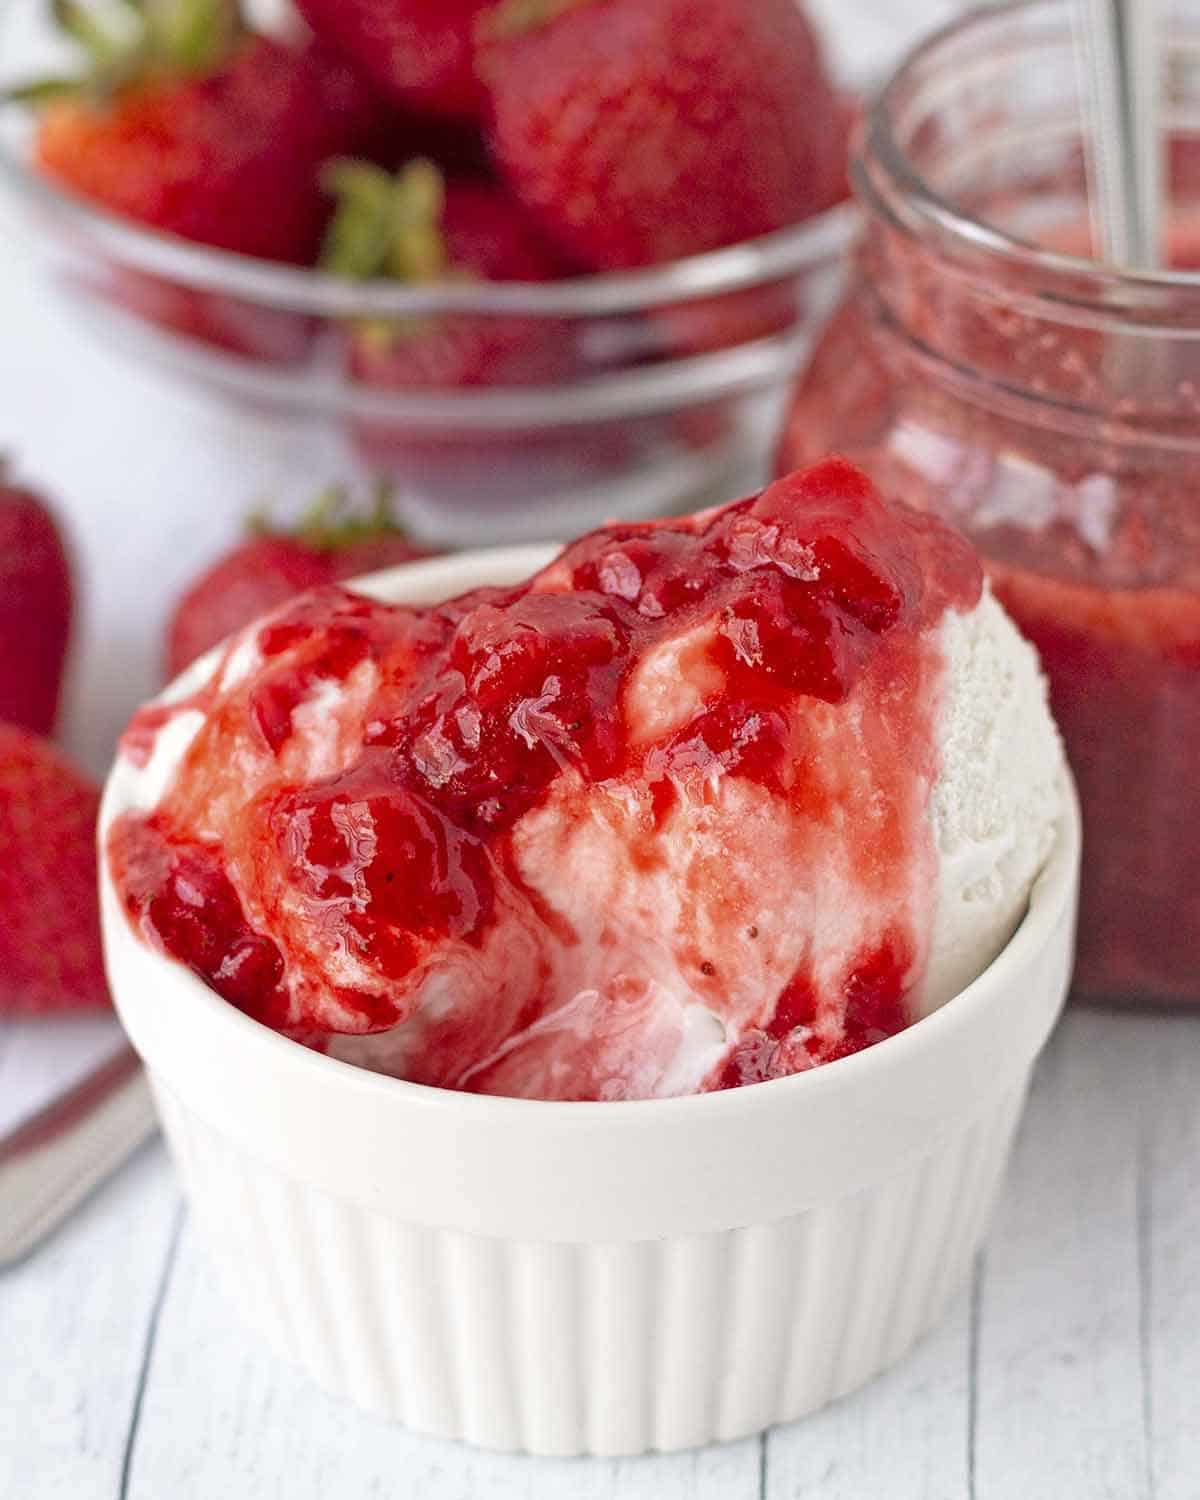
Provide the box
[107,459,1063,1100]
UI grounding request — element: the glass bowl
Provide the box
[0,0,857,544]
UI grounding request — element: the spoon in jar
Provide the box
[1076,0,1164,269]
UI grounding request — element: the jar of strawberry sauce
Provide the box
[781,0,1200,1004]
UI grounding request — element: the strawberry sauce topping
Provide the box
[108,460,981,1099]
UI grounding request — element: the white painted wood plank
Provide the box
[0,1015,125,1133]
[125,1223,761,1500]
[0,1143,180,1500]
[973,1010,1153,1500]
[764,1287,971,1499]
[1138,1013,1200,1500]
[8,1005,1200,1499]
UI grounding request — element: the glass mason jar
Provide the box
[782,0,1200,1005]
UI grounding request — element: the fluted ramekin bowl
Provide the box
[98,547,1080,1456]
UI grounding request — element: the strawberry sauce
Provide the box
[987,559,1200,1003]
[108,460,981,1099]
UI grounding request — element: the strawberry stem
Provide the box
[51,0,138,68]
[13,0,243,107]
[479,0,594,42]
[370,476,394,529]
[4,77,94,104]
[143,0,242,77]
[320,159,450,285]
[296,487,343,548]
[319,162,398,281]
[247,484,409,552]
[387,160,449,284]
[246,505,273,538]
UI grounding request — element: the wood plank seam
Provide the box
[1137,1124,1156,1500]
[117,1205,186,1500]
[967,1249,985,1500]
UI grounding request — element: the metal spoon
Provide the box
[0,1045,158,1267]
[1077,0,1164,267]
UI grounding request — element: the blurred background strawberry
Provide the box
[320,157,571,393]
[23,0,384,264]
[0,464,106,1012]
[291,0,493,120]
[165,486,430,678]
[0,462,72,737]
[477,0,844,270]
[0,725,107,1012]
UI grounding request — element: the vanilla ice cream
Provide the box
[106,458,1064,1100]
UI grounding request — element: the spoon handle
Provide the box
[0,1045,158,1267]
[1077,0,1163,268]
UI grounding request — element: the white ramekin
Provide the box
[98,548,1081,1457]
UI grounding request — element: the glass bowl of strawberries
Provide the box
[0,0,858,544]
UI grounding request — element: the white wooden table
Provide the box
[7,2,1196,1495]
[4,1008,1196,1499]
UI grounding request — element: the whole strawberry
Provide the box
[165,488,430,679]
[321,158,568,390]
[21,0,384,263]
[0,466,72,736]
[293,0,492,119]
[477,0,843,271]
[0,726,107,1012]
